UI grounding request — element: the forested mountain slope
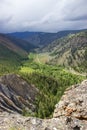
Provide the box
[0,34,28,74]
[0,34,27,57]
[40,31,87,71]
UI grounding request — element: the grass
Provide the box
[19,66,34,73]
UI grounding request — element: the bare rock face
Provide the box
[53,80,87,120]
[0,74,38,114]
[0,78,87,130]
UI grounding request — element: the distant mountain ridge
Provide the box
[7,29,86,47]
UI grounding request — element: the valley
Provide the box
[0,30,87,119]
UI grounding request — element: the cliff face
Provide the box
[0,77,87,130]
[0,74,38,114]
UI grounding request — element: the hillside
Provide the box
[0,79,87,130]
[39,31,87,71]
[6,35,37,52]
[0,34,28,74]
[7,30,84,47]
[0,34,27,57]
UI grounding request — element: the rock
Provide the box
[0,74,38,114]
[0,78,87,130]
[0,112,87,130]
[53,80,87,120]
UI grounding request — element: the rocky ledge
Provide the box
[0,112,87,130]
[0,77,87,130]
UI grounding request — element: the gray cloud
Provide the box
[67,15,87,21]
[0,0,87,33]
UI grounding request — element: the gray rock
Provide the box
[0,112,87,130]
[0,74,38,114]
[53,80,87,120]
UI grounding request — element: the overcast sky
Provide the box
[0,0,87,33]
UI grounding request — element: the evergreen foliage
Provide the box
[19,62,85,118]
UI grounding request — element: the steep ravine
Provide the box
[0,74,87,130]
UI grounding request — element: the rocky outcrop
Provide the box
[0,74,38,114]
[53,80,87,120]
[0,112,87,130]
[0,79,87,130]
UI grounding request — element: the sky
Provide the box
[0,0,87,33]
